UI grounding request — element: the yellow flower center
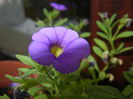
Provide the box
[51,46,63,57]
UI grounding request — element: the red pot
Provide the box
[0,61,30,88]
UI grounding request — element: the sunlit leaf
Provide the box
[92,46,103,58]
[97,32,109,41]
[80,32,91,38]
[109,14,117,25]
[96,21,108,34]
[54,18,68,26]
[115,31,133,40]
[118,47,133,54]
[16,54,38,68]
[6,75,24,83]
[116,43,125,53]
[94,38,108,51]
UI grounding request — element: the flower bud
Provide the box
[106,73,115,82]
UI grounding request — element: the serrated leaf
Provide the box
[16,54,37,67]
[80,32,91,38]
[54,18,68,26]
[115,31,133,40]
[97,32,109,41]
[6,75,24,83]
[92,46,103,58]
[122,85,133,97]
[94,38,108,51]
[96,21,108,34]
[118,46,133,54]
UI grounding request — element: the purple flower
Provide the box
[28,26,90,74]
[10,83,18,87]
[50,2,68,11]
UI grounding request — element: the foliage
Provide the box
[5,12,133,99]
[36,8,90,38]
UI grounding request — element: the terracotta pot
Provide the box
[0,61,30,88]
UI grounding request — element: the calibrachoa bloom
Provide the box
[50,2,68,11]
[28,26,90,74]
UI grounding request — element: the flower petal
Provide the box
[61,29,79,47]
[53,38,90,74]
[53,26,68,43]
[64,38,90,59]
[53,54,80,74]
[28,41,55,66]
[34,27,58,44]
[32,33,51,45]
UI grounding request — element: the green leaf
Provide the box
[96,21,108,34]
[97,32,109,41]
[99,71,106,80]
[36,20,46,27]
[35,94,48,99]
[20,79,40,89]
[92,46,103,58]
[0,94,10,99]
[116,43,125,52]
[6,75,24,83]
[20,69,37,78]
[85,85,126,99]
[16,54,37,67]
[122,85,133,98]
[123,71,133,84]
[28,87,43,96]
[51,9,60,19]
[98,12,105,20]
[18,68,31,73]
[80,32,91,38]
[94,38,108,51]
[118,46,133,54]
[109,14,117,25]
[115,31,133,39]
[43,9,52,21]
[54,18,68,26]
